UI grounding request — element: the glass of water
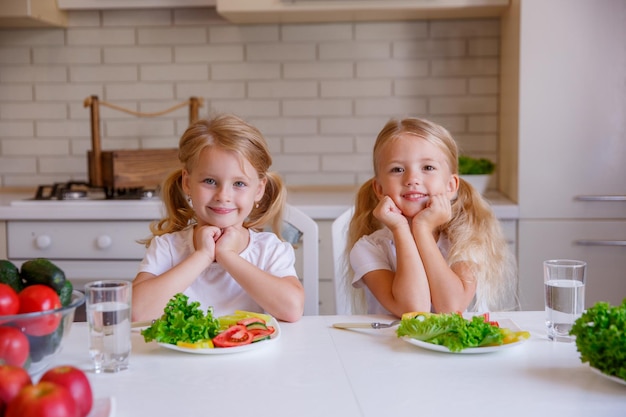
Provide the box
[85,280,132,372]
[543,259,586,342]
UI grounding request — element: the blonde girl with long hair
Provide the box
[347,117,517,317]
[132,114,304,322]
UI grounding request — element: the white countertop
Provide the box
[0,188,518,221]
[50,312,625,417]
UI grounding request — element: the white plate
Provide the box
[400,318,528,354]
[157,317,280,355]
[590,367,626,386]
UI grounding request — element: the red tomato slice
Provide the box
[237,317,266,326]
[212,325,253,348]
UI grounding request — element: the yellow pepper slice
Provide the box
[176,339,214,349]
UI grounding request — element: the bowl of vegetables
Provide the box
[570,299,626,384]
[0,259,85,377]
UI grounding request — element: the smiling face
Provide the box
[372,133,459,218]
[182,146,267,228]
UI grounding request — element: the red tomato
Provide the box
[0,365,32,414]
[212,324,253,348]
[5,381,77,417]
[0,284,19,316]
[17,285,62,336]
[0,327,30,367]
[40,366,93,417]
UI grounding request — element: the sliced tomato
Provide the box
[248,325,275,342]
[251,333,271,343]
[212,325,253,348]
[237,317,266,327]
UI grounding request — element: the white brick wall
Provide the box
[0,9,501,188]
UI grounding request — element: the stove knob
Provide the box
[35,235,52,249]
[96,235,112,249]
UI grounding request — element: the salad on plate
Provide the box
[141,293,278,353]
[397,311,530,353]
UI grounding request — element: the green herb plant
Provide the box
[141,293,220,345]
[458,155,496,175]
[570,299,626,382]
[396,312,504,352]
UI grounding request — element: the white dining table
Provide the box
[50,311,625,417]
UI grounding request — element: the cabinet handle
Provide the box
[575,195,626,201]
[574,240,626,247]
[96,235,113,249]
[35,235,52,249]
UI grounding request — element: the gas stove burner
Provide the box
[35,181,91,200]
[33,182,159,201]
[105,187,157,200]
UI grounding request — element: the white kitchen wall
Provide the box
[0,8,500,188]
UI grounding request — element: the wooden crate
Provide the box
[88,148,179,190]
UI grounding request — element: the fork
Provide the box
[332,320,401,330]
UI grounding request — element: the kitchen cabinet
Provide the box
[0,0,67,28]
[7,220,151,289]
[216,0,509,24]
[501,0,626,309]
[57,0,216,9]
[519,221,626,310]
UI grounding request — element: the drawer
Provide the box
[8,221,151,260]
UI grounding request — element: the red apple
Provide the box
[5,381,78,417]
[0,365,32,415]
[40,366,93,417]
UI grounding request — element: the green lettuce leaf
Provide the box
[397,313,504,352]
[570,299,626,382]
[141,293,220,344]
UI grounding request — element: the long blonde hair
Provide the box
[347,117,518,312]
[142,114,286,246]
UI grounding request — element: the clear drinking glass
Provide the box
[543,260,586,342]
[85,280,132,372]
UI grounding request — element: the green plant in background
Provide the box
[458,155,496,175]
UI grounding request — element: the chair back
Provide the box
[331,207,355,314]
[282,204,319,315]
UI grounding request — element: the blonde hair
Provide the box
[141,114,286,246]
[347,117,518,312]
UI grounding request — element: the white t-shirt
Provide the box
[137,227,297,316]
[350,227,451,315]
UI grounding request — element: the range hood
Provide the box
[216,0,510,24]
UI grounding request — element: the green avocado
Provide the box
[20,258,67,293]
[0,259,24,293]
[58,279,74,307]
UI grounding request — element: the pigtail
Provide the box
[444,178,518,311]
[139,168,194,247]
[347,179,381,251]
[245,171,286,239]
[344,178,381,313]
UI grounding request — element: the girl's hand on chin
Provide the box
[215,226,246,256]
[193,225,221,261]
[412,193,451,231]
[374,196,408,230]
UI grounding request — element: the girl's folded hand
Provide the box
[373,196,408,230]
[412,193,451,231]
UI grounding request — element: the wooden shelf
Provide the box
[216,0,510,24]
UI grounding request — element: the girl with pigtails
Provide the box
[347,118,517,317]
[132,114,304,322]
